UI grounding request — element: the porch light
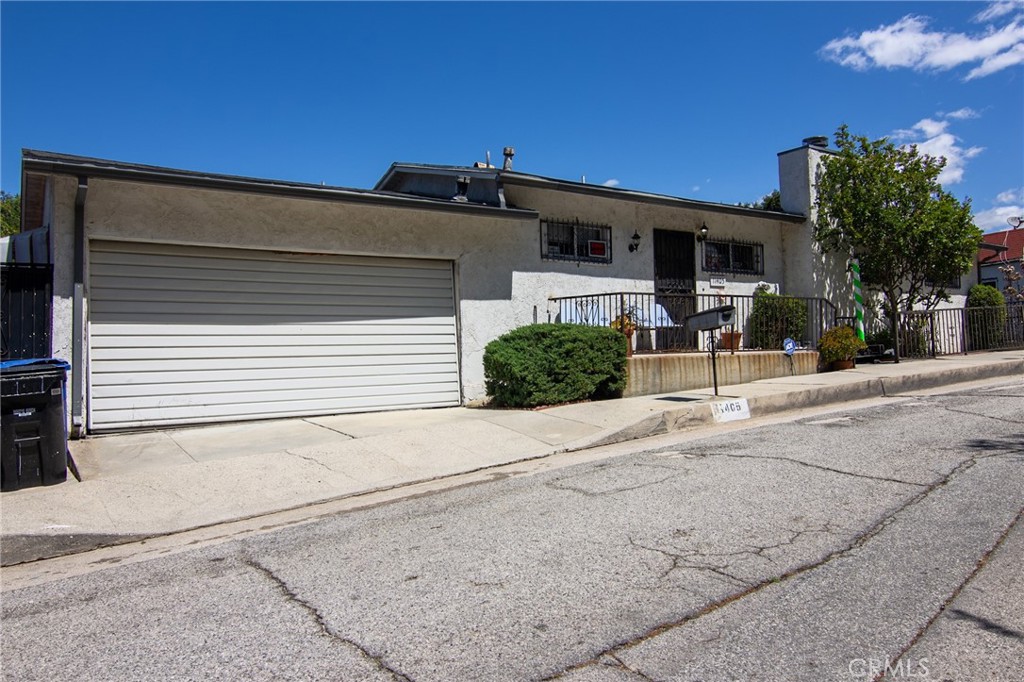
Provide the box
[628,231,642,252]
[696,222,709,242]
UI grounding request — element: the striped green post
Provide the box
[850,258,865,341]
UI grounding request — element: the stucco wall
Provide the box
[48,177,658,410]
[504,183,792,298]
[46,162,871,427]
[777,145,849,307]
[48,175,80,408]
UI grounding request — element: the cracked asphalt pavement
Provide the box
[2,380,1022,681]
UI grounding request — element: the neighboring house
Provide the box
[978,228,1024,296]
[19,140,852,434]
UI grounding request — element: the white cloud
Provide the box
[892,116,984,185]
[971,186,1024,232]
[943,107,981,119]
[974,204,1024,232]
[821,11,1024,80]
[966,41,1024,79]
[974,1,1022,23]
[602,179,620,188]
[996,187,1024,203]
[912,117,948,137]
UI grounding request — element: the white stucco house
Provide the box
[16,138,974,434]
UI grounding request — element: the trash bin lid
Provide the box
[0,358,71,374]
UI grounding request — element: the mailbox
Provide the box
[685,305,736,333]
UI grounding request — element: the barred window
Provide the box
[702,240,763,275]
[541,219,613,264]
[926,273,962,289]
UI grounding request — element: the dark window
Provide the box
[541,219,613,264]
[702,240,763,275]
[926,274,962,289]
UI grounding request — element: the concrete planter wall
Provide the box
[624,351,819,397]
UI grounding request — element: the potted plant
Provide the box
[610,310,638,357]
[719,328,742,350]
[818,325,867,370]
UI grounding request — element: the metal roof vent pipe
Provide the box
[453,175,471,202]
[503,146,515,170]
[803,136,829,149]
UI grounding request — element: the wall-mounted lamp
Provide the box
[1008,216,1024,230]
[628,231,642,252]
[696,222,710,242]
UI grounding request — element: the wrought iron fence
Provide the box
[903,304,1024,357]
[839,302,1024,358]
[548,291,836,353]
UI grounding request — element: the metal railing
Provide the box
[839,302,1024,358]
[548,291,837,353]
[903,304,1024,357]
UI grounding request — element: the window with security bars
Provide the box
[541,219,613,264]
[926,273,963,289]
[702,239,763,275]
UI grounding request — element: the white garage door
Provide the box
[88,241,461,431]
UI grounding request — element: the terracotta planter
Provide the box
[830,358,855,371]
[720,331,742,350]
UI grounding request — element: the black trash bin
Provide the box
[1,359,70,491]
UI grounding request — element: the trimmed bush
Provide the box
[483,323,627,407]
[966,284,1007,350]
[748,291,808,350]
[818,325,867,364]
[967,283,1006,309]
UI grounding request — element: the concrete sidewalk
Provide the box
[2,351,1022,565]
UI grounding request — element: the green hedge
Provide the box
[483,323,627,407]
[748,292,808,350]
[966,284,1007,350]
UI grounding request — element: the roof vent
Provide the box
[502,146,515,171]
[803,136,829,149]
[473,150,495,169]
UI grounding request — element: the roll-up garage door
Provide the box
[88,241,461,431]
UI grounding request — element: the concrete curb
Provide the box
[3,356,1020,567]
[591,358,1024,442]
[878,359,1024,396]
[575,403,716,449]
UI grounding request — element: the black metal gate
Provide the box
[1,264,53,360]
[653,230,697,347]
[654,229,696,294]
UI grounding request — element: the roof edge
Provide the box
[499,171,807,223]
[380,162,806,223]
[21,150,537,220]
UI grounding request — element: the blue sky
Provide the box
[2,1,1022,231]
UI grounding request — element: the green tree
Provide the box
[739,189,783,212]
[1,191,21,236]
[813,125,981,360]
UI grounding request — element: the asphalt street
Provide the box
[1,380,1021,681]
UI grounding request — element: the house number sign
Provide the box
[711,398,751,423]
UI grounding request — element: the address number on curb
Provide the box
[711,398,751,423]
